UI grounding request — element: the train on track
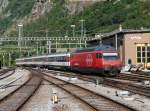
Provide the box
[16,45,122,76]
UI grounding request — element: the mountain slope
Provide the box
[24,0,150,37]
[0,0,150,37]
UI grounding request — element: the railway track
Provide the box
[131,71,150,76]
[0,69,14,76]
[32,69,136,111]
[76,74,150,98]
[0,75,42,111]
[116,72,150,81]
[44,69,150,82]
[41,69,150,98]
[0,70,15,80]
[104,78,150,97]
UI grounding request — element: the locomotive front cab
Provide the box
[102,52,122,76]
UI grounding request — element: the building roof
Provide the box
[74,44,116,53]
[87,29,150,43]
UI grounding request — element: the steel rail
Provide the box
[0,69,14,76]
[104,78,150,97]
[116,73,150,81]
[0,75,42,111]
[0,70,15,80]
[32,69,136,111]
[42,69,150,97]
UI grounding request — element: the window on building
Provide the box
[142,47,145,51]
[136,45,150,63]
[137,46,141,51]
[147,46,150,62]
[137,46,142,63]
[137,58,141,63]
[147,46,150,51]
[142,46,146,63]
[137,52,141,57]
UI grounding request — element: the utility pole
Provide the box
[36,41,39,56]
[9,53,11,67]
[46,29,49,54]
[42,46,44,54]
[80,19,85,38]
[2,54,5,68]
[84,28,86,37]
[80,19,85,48]
[18,23,23,57]
[71,25,75,38]
[96,33,102,44]
[47,41,51,54]
[28,51,30,57]
[65,35,69,51]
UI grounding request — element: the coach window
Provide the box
[54,57,57,62]
[40,58,42,61]
[39,58,42,62]
[52,57,55,62]
[43,58,46,62]
[56,57,59,62]
[61,57,63,62]
[48,57,53,62]
[53,57,55,61]
[58,57,61,62]
[44,58,48,62]
[48,57,51,61]
[62,56,65,62]
[59,57,61,62]
[37,58,41,62]
[61,56,65,62]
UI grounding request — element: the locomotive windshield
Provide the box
[102,53,119,60]
[103,56,119,60]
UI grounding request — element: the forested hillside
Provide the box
[0,0,35,31]
[0,0,150,37]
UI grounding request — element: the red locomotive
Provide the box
[16,45,122,76]
[70,45,122,76]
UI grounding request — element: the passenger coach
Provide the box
[16,53,70,69]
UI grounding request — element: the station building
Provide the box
[87,28,150,68]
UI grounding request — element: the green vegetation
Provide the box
[0,0,35,30]
[1,0,150,36]
[23,0,150,37]
[1,0,150,67]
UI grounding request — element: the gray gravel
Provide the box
[0,69,30,100]
[20,81,93,111]
[44,72,150,111]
